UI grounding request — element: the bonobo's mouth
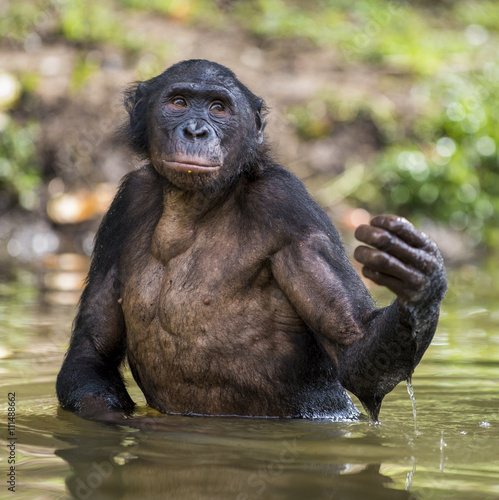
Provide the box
[162,156,221,173]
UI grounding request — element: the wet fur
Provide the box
[57,60,446,421]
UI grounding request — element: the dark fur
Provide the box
[57,60,447,421]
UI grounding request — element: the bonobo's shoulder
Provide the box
[108,164,164,219]
[90,164,163,274]
[247,162,339,239]
[113,164,164,223]
[119,164,162,194]
[256,162,303,186]
[250,163,313,206]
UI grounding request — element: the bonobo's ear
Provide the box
[122,81,150,157]
[255,98,266,145]
[129,82,148,131]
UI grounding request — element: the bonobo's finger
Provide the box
[354,224,437,273]
[354,245,427,287]
[369,215,436,253]
[361,267,426,303]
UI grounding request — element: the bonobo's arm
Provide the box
[56,262,134,418]
[56,169,161,418]
[348,215,446,418]
[271,215,446,420]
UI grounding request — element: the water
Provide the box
[405,379,418,435]
[1,263,499,499]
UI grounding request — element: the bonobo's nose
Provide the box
[181,119,213,141]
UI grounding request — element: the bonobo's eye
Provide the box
[168,96,188,110]
[209,100,227,115]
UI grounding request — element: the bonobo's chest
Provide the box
[119,200,276,337]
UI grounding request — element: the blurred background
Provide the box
[1,0,498,277]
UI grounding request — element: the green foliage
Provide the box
[0,0,145,53]
[117,0,191,17]
[453,0,499,32]
[58,0,143,53]
[0,117,41,210]
[287,100,333,140]
[317,67,499,248]
[114,0,220,28]
[70,53,101,90]
[0,0,56,42]
[230,0,478,74]
[59,0,119,44]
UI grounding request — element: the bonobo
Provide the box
[56,59,447,421]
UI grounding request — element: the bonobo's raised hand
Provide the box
[338,214,447,420]
[353,215,447,307]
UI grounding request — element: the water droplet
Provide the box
[406,379,418,434]
[440,429,447,472]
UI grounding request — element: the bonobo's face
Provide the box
[147,65,263,192]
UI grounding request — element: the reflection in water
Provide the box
[439,430,447,473]
[54,412,414,500]
[404,457,416,491]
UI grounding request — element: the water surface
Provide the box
[1,263,498,499]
